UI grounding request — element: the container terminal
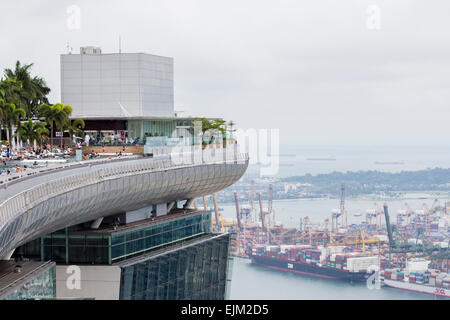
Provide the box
[212,183,450,297]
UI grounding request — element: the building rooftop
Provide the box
[69,208,210,236]
[61,48,174,119]
[62,50,174,60]
[0,260,55,298]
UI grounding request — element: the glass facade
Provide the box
[119,234,233,300]
[35,228,110,265]
[127,120,175,141]
[111,213,211,263]
[14,237,41,259]
[0,265,56,300]
[15,213,211,266]
[11,212,236,300]
[143,120,174,138]
[127,120,143,141]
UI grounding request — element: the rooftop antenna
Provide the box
[66,42,73,54]
[119,35,122,54]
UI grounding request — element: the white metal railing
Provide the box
[0,155,140,186]
[0,151,248,229]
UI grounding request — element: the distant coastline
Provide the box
[375,161,405,165]
[306,158,337,161]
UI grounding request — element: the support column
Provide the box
[167,201,176,214]
[90,217,104,229]
[194,198,198,210]
[183,199,194,209]
[3,249,15,261]
[203,196,208,210]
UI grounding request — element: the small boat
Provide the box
[353,213,362,217]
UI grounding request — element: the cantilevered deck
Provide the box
[0,151,248,259]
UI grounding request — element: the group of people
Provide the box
[0,162,44,175]
[0,161,49,176]
[83,132,130,147]
[0,144,73,161]
[82,147,127,161]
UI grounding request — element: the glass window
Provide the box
[111,213,211,263]
[1,265,56,300]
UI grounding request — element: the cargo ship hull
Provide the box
[383,279,450,298]
[251,255,370,282]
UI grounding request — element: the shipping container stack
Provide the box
[382,266,450,289]
[251,244,266,257]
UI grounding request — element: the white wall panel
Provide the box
[62,52,174,118]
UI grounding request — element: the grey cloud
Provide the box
[1,0,450,146]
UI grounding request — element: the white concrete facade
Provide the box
[61,51,174,119]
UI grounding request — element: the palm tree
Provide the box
[53,103,73,148]
[39,103,73,148]
[0,78,23,142]
[16,120,49,150]
[190,118,228,145]
[4,61,50,118]
[38,103,55,146]
[1,103,26,149]
[227,120,236,139]
[63,118,85,147]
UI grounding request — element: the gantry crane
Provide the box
[325,229,383,257]
[249,180,255,223]
[267,184,273,227]
[340,183,347,228]
[331,183,346,232]
[425,199,440,235]
[234,192,242,231]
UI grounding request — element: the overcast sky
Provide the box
[1,0,450,147]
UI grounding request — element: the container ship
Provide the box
[381,258,450,298]
[249,244,378,282]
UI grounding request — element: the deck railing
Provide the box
[0,151,248,228]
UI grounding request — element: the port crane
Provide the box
[424,199,440,235]
[383,203,395,256]
[249,180,255,224]
[331,183,346,232]
[365,203,384,231]
[212,194,222,232]
[212,194,237,233]
[340,183,347,228]
[383,203,434,263]
[258,193,266,232]
[267,184,274,227]
[234,192,243,231]
[325,229,383,257]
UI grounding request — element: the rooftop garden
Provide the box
[0,61,84,151]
